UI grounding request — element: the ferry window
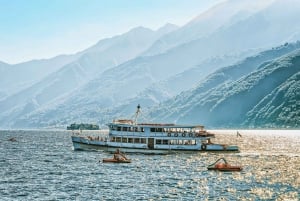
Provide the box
[111,126,116,131]
[123,127,128,131]
[117,127,121,131]
[150,128,155,132]
[141,138,146,144]
[156,139,162,144]
[112,137,116,142]
[163,140,168,145]
[134,138,140,143]
[116,137,121,142]
[122,138,127,143]
[136,127,144,132]
[128,138,133,143]
[157,128,163,132]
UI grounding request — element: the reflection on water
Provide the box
[211,130,300,200]
[0,130,299,200]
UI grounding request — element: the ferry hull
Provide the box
[73,140,174,154]
[72,136,239,154]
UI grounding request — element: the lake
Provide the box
[0,130,299,200]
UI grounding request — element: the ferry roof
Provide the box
[108,121,204,129]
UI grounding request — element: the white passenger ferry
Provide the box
[71,105,239,154]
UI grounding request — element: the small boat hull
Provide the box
[102,158,131,163]
[207,166,242,171]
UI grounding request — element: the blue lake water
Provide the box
[0,130,299,200]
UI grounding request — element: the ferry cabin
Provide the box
[108,121,211,150]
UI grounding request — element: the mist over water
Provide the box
[1,130,299,200]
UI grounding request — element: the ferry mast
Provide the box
[134,104,141,124]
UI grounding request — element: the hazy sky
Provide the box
[0,0,222,64]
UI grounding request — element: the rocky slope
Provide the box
[148,44,300,128]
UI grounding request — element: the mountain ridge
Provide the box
[0,25,176,128]
[148,44,300,128]
[1,0,300,129]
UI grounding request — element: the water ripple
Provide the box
[0,130,299,200]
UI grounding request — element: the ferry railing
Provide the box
[109,130,215,138]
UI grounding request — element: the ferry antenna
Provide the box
[134,104,141,124]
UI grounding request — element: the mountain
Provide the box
[0,61,11,99]
[0,55,79,99]
[82,25,178,58]
[90,50,256,119]
[0,25,177,128]
[244,71,300,128]
[27,0,300,128]
[14,41,298,129]
[142,0,275,57]
[2,0,300,129]
[147,42,300,128]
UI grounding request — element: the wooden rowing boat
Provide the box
[102,158,131,163]
[207,158,242,171]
